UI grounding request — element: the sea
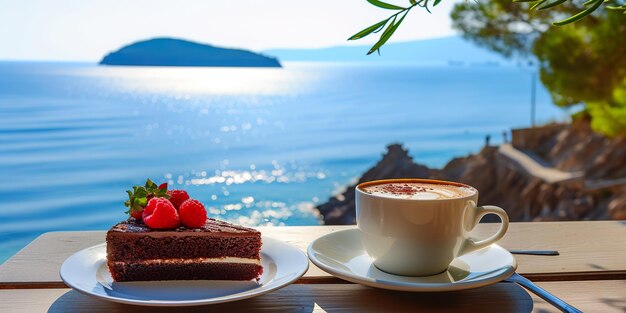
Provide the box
[0,61,568,263]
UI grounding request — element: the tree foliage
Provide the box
[350,0,625,55]
[451,1,626,136]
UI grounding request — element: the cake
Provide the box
[106,179,263,282]
[106,218,263,282]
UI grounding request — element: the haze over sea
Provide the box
[0,61,567,263]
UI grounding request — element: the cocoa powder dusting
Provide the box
[380,184,430,195]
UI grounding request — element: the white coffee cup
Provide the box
[356,178,509,276]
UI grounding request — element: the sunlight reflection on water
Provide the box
[1,62,569,263]
[73,65,315,95]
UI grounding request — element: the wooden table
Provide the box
[1,221,625,312]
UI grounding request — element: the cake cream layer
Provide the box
[108,261,264,282]
[109,257,261,266]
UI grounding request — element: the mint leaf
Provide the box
[123,178,171,216]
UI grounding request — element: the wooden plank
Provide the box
[1,281,625,313]
[0,222,624,288]
[0,226,351,288]
[0,231,107,288]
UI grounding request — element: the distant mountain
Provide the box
[264,36,513,66]
[100,38,281,67]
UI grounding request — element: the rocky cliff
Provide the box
[316,144,430,224]
[316,119,626,224]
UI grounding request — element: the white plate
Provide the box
[60,236,308,306]
[308,229,517,292]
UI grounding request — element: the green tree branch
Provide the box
[349,0,625,54]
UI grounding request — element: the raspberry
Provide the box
[179,199,207,229]
[130,210,143,220]
[143,198,180,229]
[167,189,190,209]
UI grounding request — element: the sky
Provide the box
[0,0,461,61]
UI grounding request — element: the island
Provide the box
[99,38,281,67]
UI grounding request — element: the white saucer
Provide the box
[60,236,309,306]
[308,229,517,292]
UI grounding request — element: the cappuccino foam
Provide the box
[361,182,474,200]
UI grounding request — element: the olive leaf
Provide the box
[348,19,389,40]
[367,0,405,10]
[553,0,604,25]
[367,11,408,55]
[537,0,567,10]
[530,0,548,10]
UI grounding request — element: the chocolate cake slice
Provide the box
[106,218,263,282]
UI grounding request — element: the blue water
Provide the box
[0,62,567,263]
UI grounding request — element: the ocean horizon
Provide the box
[0,61,569,263]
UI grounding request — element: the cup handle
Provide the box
[458,202,509,256]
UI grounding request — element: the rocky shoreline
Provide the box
[316,119,626,224]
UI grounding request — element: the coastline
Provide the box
[316,119,626,224]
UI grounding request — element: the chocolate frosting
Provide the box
[109,218,260,237]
